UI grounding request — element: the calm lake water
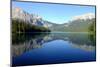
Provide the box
[12,32,96,66]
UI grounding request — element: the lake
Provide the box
[12,32,96,66]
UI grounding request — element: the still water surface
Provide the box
[12,32,96,66]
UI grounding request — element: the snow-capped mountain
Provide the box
[12,7,95,32]
[12,7,47,27]
[46,13,95,32]
[71,13,95,21]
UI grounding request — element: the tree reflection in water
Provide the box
[12,32,96,57]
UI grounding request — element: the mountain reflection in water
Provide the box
[12,32,96,57]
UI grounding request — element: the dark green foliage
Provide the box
[64,19,93,32]
[12,19,50,33]
[88,34,96,46]
[88,18,96,41]
[12,32,50,44]
[88,18,96,33]
[48,18,96,32]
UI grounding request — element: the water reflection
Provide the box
[12,32,96,57]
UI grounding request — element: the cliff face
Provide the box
[12,7,49,27]
[12,7,50,33]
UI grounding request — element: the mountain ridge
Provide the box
[12,7,95,32]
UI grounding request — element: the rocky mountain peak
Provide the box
[12,7,48,27]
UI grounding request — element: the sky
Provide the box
[12,1,95,24]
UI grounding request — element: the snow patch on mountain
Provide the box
[12,7,47,27]
[71,13,95,21]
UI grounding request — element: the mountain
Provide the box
[71,13,95,21]
[12,7,46,27]
[63,18,95,32]
[47,13,95,32]
[12,7,50,33]
[12,7,95,32]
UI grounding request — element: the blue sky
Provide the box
[12,1,95,24]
